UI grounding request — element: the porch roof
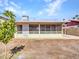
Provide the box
[16,21,63,25]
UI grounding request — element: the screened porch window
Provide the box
[17,25,22,34]
[40,25,62,34]
[29,24,39,34]
[50,25,56,31]
[17,25,22,31]
[46,25,50,31]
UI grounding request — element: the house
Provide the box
[15,16,64,39]
[14,16,79,39]
[0,16,8,23]
[63,19,79,36]
[63,19,79,28]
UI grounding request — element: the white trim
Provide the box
[39,24,40,34]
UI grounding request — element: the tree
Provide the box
[75,15,79,19]
[0,10,15,44]
[72,15,79,19]
[0,10,15,59]
[72,17,76,19]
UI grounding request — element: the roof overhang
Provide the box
[15,21,63,25]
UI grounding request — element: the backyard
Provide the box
[0,39,79,59]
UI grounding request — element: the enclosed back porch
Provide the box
[16,22,62,34]
[15,22,63,39]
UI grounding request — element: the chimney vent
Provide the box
[21,15,29,21]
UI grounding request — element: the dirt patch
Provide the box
[1,39,79,59]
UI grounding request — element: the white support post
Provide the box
[21,25,23,34]
[39,24,40,34]
[65,24,67,35]
[15,25,17,34]
[62,24,63,34]
[28,24,29,34]
[56,25,57,34]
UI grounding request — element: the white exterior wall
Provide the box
[15,25,29,39]
[22,25,29,34]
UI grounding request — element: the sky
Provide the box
[0,0,79,21]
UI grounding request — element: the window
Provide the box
[29,24,39,34]
[17,25,22,31]
[29,25,39,31]
[46,25,50,31]
[40,25,46,31]
[56,25,62,31]
[50,25,56,31]
[17,25,22,34]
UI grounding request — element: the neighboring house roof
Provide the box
[0,16,8,20]
[71,19,79,22]
[65,19,79,26]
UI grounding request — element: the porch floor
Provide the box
[14,34,79,39]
